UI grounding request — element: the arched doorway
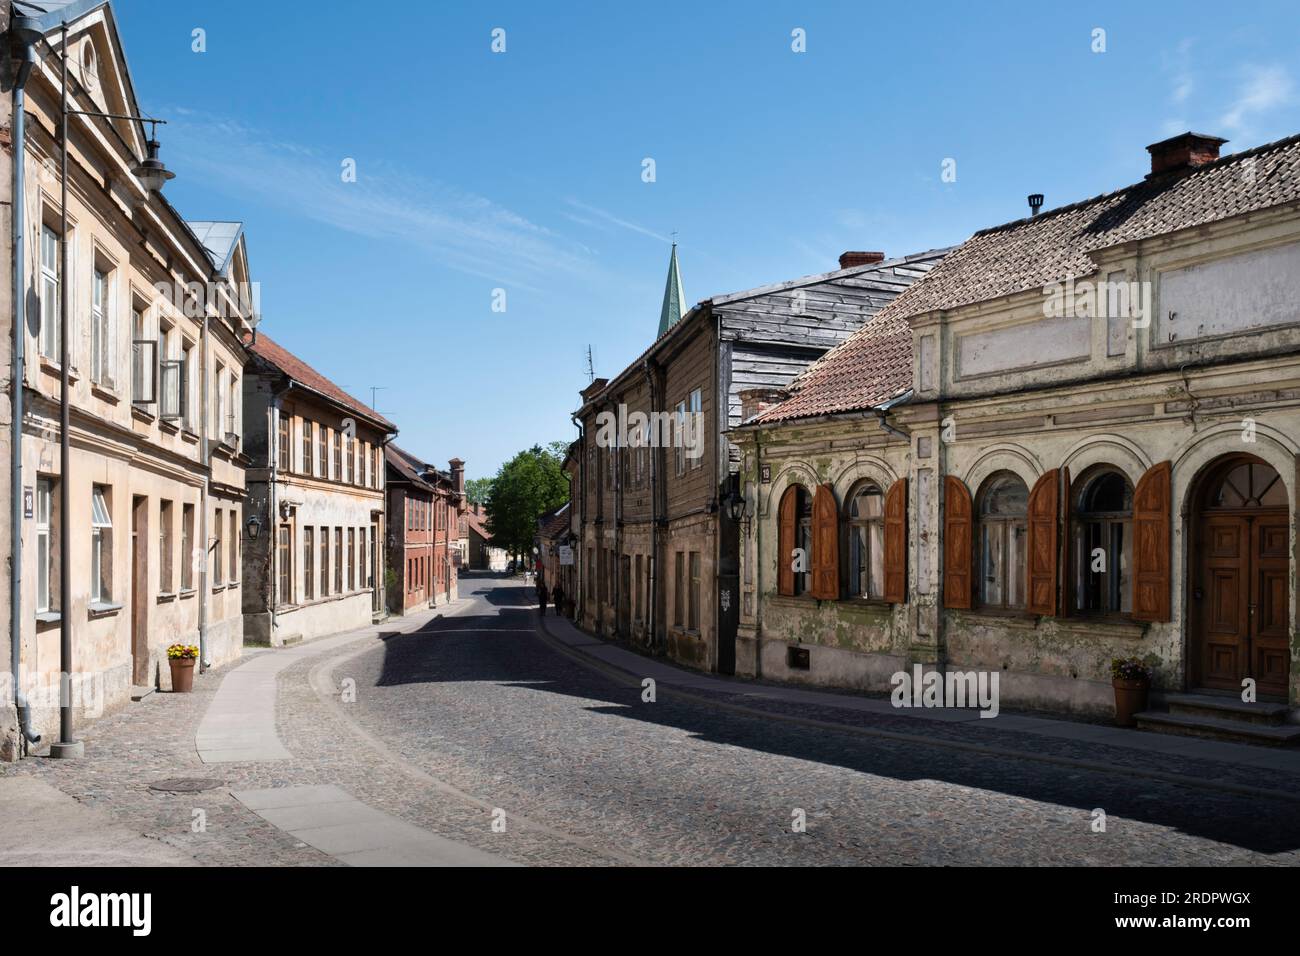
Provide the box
[1190,455,1290,699]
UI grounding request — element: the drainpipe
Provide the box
[266,381,290,637]
[642,358,658,649]
[9,17,42,746]
[198,306,211,670]
[871,391,913,442]
[570,413,583,620]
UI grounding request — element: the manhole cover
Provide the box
[148,777,226,793]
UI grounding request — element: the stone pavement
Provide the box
[4,574,1298,867]
[536,611,1300,797]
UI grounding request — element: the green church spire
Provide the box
[657,242,686,337]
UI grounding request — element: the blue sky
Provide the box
[114,0,1300,479]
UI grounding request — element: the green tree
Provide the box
[484,443,570,558]
[464,477,492,505]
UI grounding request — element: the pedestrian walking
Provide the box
[551,584,565,617]
[537,581,549,615]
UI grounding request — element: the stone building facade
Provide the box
[2,1,256,757]
[570,247,944,671]
[241,334,394,645]
[733,131,1300,721]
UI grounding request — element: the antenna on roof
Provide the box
[585,346,595,384]
[369,386,387,412]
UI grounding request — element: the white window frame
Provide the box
[39,224,60,361]
[36,479,52,613]
[90,485,112,603]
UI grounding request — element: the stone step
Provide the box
[1164,692,1290,726]
[1135,710,1300,747]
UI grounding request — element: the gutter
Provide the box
[9,16,43,747]
[872,390,913,441]
[642,358,659,649]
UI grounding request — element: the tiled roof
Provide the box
[538,502,571,539]
[250,333,395,431]
[385,443,435,491]
[465,510,492,540]
[758,132,1300,424]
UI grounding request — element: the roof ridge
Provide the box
[974,131,1300,238]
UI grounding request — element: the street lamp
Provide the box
[245,514,263,540]
[51,21,174,759]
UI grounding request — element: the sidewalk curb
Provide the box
[305,594,654,867]
[532,613,1300,807]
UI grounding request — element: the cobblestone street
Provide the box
[3,572,1299,867]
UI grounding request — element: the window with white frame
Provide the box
[674,399,687,477]
[39,225,60,361]
[688,388,703,470]
[131,306,155,405]
[36,479,54,613]
[182,342,197,430]
[91,485,112,604]
[91,267,112,386]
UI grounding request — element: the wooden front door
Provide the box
[1193,459,1290,699]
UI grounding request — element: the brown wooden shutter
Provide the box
[1027,469,1059,616]
[943,476,973,609]
[811,483,839,600]
[1132,460,1172,622]
[778,486,797,597]
[883,478,908,604]
[1058,467,1073,618]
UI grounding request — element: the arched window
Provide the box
[977,473,1028,610]
[1073,469,1133,614]
[1206,460,1287,510]
[778,483,814,596]
[846,481,885,599]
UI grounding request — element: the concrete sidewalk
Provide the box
[0,776,196,866]
[537,611,1300,779]
[197,604,454,764]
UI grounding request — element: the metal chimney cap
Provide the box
[1027,194,1045,216]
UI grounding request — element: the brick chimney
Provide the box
[1146,132,1227,178]
[739,387,789,424]
[448,458,465,499]
[839,251,885,270]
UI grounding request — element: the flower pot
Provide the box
[1112,677,1150,727]
[170,657,196,693]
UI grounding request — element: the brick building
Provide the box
[385,447,464,612]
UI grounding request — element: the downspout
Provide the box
[570,413,583,618]
[752,424,763,680]
[642,358,658,649]
[872,390,912,442]
[10,19,41,745]
[198,307,211,670]
[266,381,290,636]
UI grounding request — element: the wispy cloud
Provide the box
[563,198,671,244]
[1220,64,1294,132]
[163,113,597,289]
[1167,38,1195,105]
